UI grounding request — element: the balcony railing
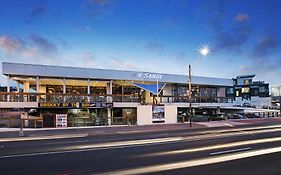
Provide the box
[0,92,233,104]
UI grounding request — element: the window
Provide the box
[241,87,250,93]
[243,79,251,85]
[259,86,265,93]
[236,90,240,97]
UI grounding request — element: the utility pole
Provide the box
[188,65,192,127]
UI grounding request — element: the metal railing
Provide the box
[0,92,233,104]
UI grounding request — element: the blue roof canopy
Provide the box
[132,83,166,95]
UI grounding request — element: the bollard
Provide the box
[19,119,24,137]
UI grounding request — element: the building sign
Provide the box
[152,105,165,123]
[138,73,163,80]
[38,102,113,108]
[55,114,67,127]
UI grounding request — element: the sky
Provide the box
[0,0,281,87]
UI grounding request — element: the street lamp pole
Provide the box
[188,64,192,127]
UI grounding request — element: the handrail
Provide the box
[0,92,233,103]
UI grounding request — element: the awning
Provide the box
[131,82,166,95]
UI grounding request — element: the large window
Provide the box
[241,87,250,93]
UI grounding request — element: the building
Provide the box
[0,62,277,128]
[272,86,281,97]
[232,75,270,107]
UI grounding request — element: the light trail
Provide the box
[139,135,281,158]
[96,146,281,175]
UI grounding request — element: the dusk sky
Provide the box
[0,0,281,86]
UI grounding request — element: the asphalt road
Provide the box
[1,123,281,175]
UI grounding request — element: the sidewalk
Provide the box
[0,118,281,139]
[0,123,204,138]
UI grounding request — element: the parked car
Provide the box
[227,114,247,119]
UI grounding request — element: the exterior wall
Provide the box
[234,97,271,107]
[164,105,177,124]
[137,105,152,125]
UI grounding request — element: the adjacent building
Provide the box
[231,75,270,107]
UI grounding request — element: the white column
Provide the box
[23,81,30,102]
[62,78,66,102]
[107,81,113,125]
[17,81,20,93]
[7,75,10,102]
[87,79,90,102]
[63,78,66,94]
[36,77,39,102]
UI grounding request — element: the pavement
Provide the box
[0,117,281,139]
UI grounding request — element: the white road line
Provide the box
[224,123,234,127]
[44,140,89,145]
[0,134,88,142]
[210,147,252,156]
[96,146,281,175]
[0,137,183,159]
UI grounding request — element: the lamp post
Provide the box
[188,65,192,127]
[188,44,210,127]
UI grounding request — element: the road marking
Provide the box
[139,135,281,158]
[210,147,252,156]
[0,134,88,143]
[224,123,234,127]
[96,146,281,175]
[44,140,89,145]
[0,137,183,159]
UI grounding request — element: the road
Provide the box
[1,123,281,175]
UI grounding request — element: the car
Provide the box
[228,114,247,119]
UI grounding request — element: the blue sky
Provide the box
[0,0,281,86]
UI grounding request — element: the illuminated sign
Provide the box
[38,102,113,108]
[138,73,163,80]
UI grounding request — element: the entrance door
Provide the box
[43,114,55,127]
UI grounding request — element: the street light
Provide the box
[188,44,210,127]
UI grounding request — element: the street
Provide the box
[1,123,281,175]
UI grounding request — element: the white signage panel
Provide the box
[56,114,68,127]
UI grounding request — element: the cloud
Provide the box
[30,34,58,56]
[172,51,188,62]
[25,1,47,23]
[143,41,165,52]
[204,1,252,53]
[235,13,249,22]
[84,0,117,18]
[109,56,136,70]
[72,23,93,32]
[0,34,59,62]
[0,36,24,54]
[81,51,96,67]
[251,33,281,58]
[156,18,181,31]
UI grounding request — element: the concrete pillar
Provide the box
[23,81,30,102]
[87,79,90,102]
[62,78,66,94]
[7,75,10,102]
[36,77,39,102]
[17,81,20,93]
[23,81,30,92]
[107,81,113,125]
[62,78,66,102]
[7,75,10,92]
